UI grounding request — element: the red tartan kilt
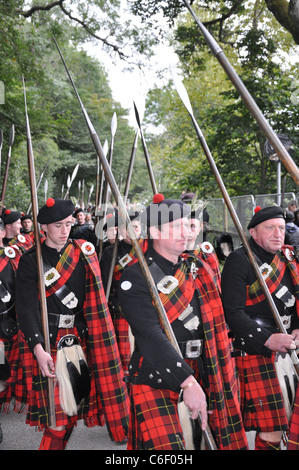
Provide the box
[128,383,184,450]
[236,353,288,432]
[112,313,131,374]
[0,334,27,412]
[19,327,105,429]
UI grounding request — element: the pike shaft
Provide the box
[183,0,299,187]
[23,78,56,427]
[190,112,299,377]
[54,38,216,450]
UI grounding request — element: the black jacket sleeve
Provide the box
[221,249,273,356]
[119,264,194,392]
[15,249,44,352]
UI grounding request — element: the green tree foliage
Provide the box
[138,1,299,200]
[0,1,139,210]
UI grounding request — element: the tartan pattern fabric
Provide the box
[239,245,299,434]
[288,386,299,449]
[132,253,248,450]
[194,246,221,291]
[0,247,26,412]
[19,326,104,429]
[111,312,131,375]
[19,240,129,441]
[0,336,27,412]
[128,384,187,450]
[7,233,34,252]
[43,241,80,298]
[246,246,299,306]
[236,353,288,432]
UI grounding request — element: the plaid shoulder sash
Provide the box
[246,246,299,306]
[43,241,80,298]
[152,253,200,324]
[0,246,20,272]
[8,233,34,252]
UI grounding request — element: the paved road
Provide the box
[1,407,283,451]
[0,408,127,451]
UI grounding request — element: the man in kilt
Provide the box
[221,205,299,450]
[118,193,248,450]
[15,197,129,450]
[0,218,25,443]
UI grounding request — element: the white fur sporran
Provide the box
[55,335,90,416]
[275,352,298,421]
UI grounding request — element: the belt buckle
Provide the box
[119,254,132,268]
[157,275,179,294]
[58,314,75,329]
[185,339,202,358]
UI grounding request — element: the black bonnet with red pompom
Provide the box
[143,193,191,228]
[37,198,75,224]
[247,205,286,230]
[1,209,22,225]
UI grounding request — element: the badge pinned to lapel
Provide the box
[44,267,61,286]
[81,241,95,256]
[4,247,15,259]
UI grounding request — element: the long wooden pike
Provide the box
[96,139,108,211]
[0,124,15,214]
[0,129,3,180]
[182,0,299,187]
[171,66,299,378]
[123,130,139,203]
[99,113,118,260]
[133,101,158,194]
[22,76,56,427]
[53,36,216,450]
[105,130,139,300]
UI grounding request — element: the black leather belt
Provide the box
[48,311,84,329]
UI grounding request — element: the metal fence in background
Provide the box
[205,192,297,252]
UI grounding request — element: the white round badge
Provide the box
[81,242,95,256]
[121,281,132,291]
[4,247,15,258]
[201,241,213,254]
[17,234,26,243]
